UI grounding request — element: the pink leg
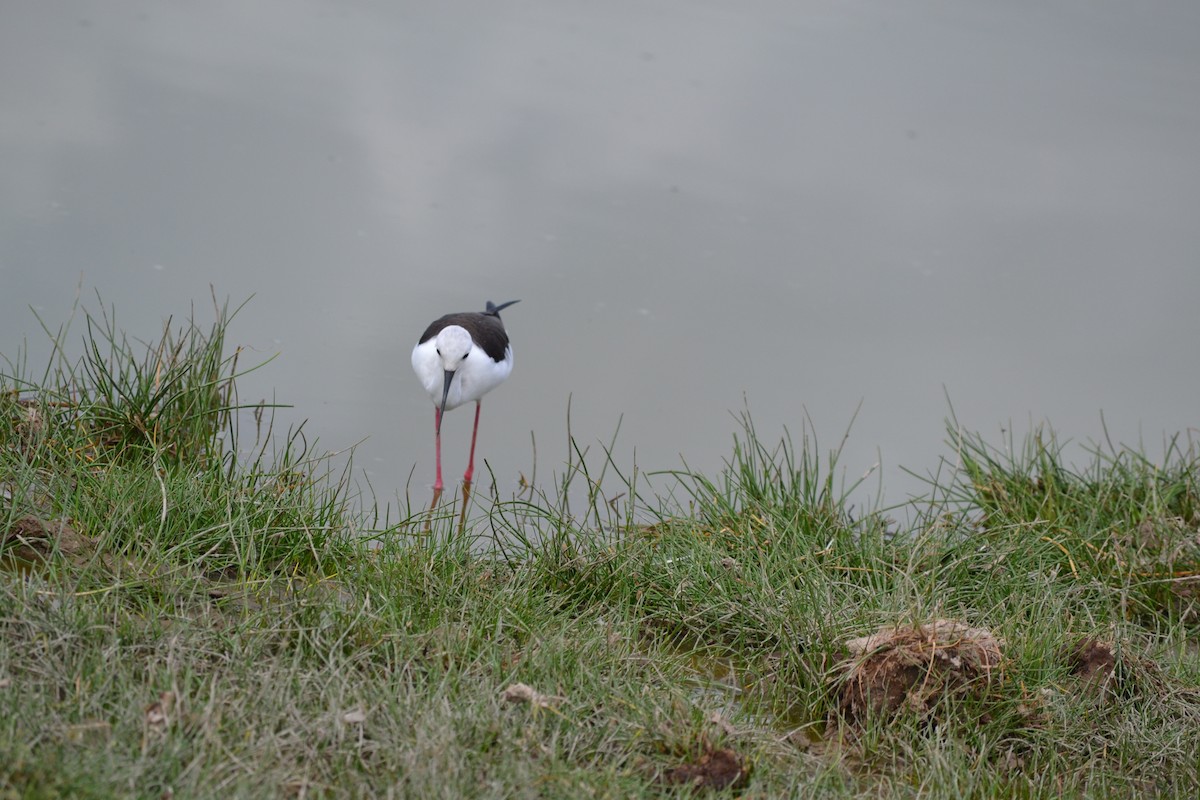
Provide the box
[463,400,482,485]
[433,407,445,492]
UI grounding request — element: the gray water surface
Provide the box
[3,1,1198,510]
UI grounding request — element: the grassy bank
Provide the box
[2,301,1199,799]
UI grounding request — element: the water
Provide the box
[3,1,1198,513]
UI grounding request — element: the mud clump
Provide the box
[1,516,94,567]
[838,619,1003,722]
[1066,638,1118,692]
[662,746,748,792]
[1063,637,1162,700]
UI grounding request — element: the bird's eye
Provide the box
[462,351,470,359]
[436,348,442,356]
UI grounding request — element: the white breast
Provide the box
[411,331,513,411]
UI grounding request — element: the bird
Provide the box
[411,299,519,495]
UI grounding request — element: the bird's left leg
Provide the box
[463,400,482,485]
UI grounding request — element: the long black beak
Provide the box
[437,369,455,433]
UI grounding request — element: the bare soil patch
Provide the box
[662,746,748,792]
[1,515,95,567]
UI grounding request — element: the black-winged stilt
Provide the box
[411,300,519,496]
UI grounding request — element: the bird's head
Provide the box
[434,325,473,429]
[434,325,473,372]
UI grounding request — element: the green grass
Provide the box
[2,297,1199,798]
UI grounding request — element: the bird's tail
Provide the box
[485,300,520,315]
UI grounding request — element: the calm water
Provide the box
[3,1,1199,511]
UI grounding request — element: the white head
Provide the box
[433,325,473,428]
[435,325,473,372]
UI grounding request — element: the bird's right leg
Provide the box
[433,407,445,494]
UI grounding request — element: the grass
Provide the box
[2,297,1199,798]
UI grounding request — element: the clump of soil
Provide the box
[1,516,95,567]
[499,682,564,710]
[1063,637,1161,699]
[837,619,1003,722]
[1066,638,1118,692]
[662,746,748,792]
